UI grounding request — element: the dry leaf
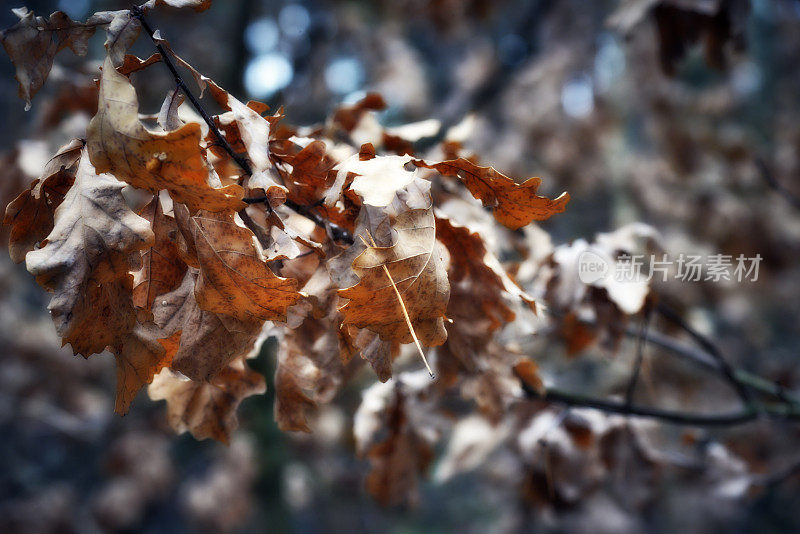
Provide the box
[104,10,141,66]
[4,138,83,263]
[354,373,441,506]
[152,270,262,381]
[0,8,106,109]
[87,56,244,212]
[338,204,450,347]
[274,292,346,432]
[25,149,153,356]
[192,211,302,323]
[148,357,266,443]
[416,158,570,229]
[112,323,172,414]
[355,329,395,382]
[132,196,187,314]
[157,89,185,132]
[436,215,535,331]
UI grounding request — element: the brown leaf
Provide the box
[191,211,302,323]
[274,355,317,433]
[132,196,187,314]
[112,323,172,414]
[117,52,162,76]
[0,8,105,109]
[4,138,83,263]
[103,10,141,66]
[355,329,395,382]
[416,158,570,230]
[272,140,336,205]
[274,312,346,432]
[157,89,185,132]
[171,202,200,268]
[513,358,545,396]
[332,92,387,132]
[148,357,266,444]
[87,56,244,212]
[25,149,153,356]
[354,375,440,506]
[436,216,536,331]
[338,202,450,347]
[167,52,279,179]
[152,270,262,381]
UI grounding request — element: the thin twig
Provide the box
[563,313,800,407]
[131,6,353,245]
[656,302,756,408]
[625,306,653,408]
[132,6,252,175]
[521,381,767,427]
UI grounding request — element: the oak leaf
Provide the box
[436,216,535,331]
[148,357,266,444]
[416,158,570,230]
[113,323,172,414]
[337,202,450,347]
[355,329,395,383]
[132,196,187,314]
[354,373,441,506]
[104,10,141,66]
[191,211,302,323]
[0,8,106,109]
[4,138,83,263]
[25,149,153,356]
[274,321,345,432]
[152,270,262,381]
[87,56,244,212]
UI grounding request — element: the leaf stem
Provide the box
[360,234,435,377]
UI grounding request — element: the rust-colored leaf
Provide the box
[132,196,187,314]
[191,211,302,323]
[87,56,244,212]
[338,205,450,347]
[148,357,266,444]
[4,138,83,263]
[112,323,172,415]
[152,270,262,381]
[416,158,570,230]
[436,216,535,331]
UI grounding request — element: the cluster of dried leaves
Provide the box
[3,0,798,524]
[0,0,569,472]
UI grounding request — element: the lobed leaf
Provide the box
[26,149,153,356]
[416,157,570,230]
[87,56,244,212]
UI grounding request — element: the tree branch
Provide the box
[524,384,759,426]
[131,6,353,245]
[655,302,756,408]
[524,306,800,427]
[625,305,652,407]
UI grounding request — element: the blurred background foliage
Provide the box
[2,0,800,532]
